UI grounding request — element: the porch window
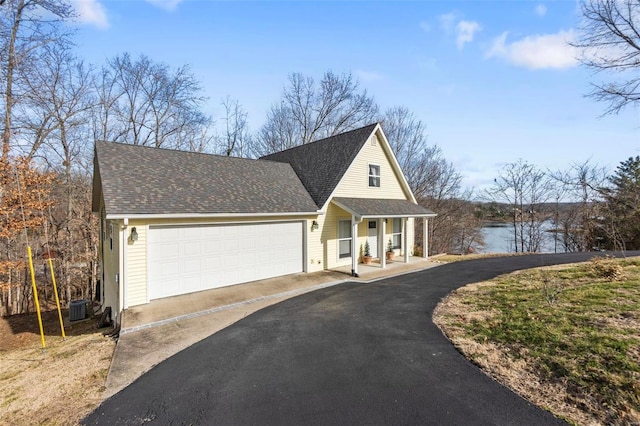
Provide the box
[391,218,402,249]
[368,164,380,187]
[338,220,352,258]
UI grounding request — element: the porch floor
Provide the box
[330,256,434,280]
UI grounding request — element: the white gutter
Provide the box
[358,213,438,219]
[106,211,324,220]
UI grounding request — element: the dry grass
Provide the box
[434,257,640,426]
[0,310,115,426]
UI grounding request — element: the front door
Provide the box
[368,220,378,258]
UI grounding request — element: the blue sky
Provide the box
[70,0,640,193]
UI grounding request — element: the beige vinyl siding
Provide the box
[322,204,348,269]
[125,221,147,307]
[306,217,324,273]
[407,217,415,255]
[380,217,414,257]
[332,132,411,201]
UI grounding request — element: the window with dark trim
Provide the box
[338,220,352,258]
[369,164,380,187]
[392,218,402,249]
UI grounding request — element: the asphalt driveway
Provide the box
[84,252,636,425]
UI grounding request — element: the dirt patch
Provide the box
[0,310,115,425]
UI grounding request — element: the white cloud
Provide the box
[456,20,482,50]
[438,13,482,50]
[535,4,547,17]
[71,0,108,29]
[485,30,578,70]
[145,0,184,12]
[354,70,383,83]
[439,12,456,32]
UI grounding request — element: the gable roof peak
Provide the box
[259,123,380,208]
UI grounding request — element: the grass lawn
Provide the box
[434,256,640,425]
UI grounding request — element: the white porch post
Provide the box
[380,218,386,268]
[423,218,429,259]
[404,217,409,263]
[351,216,358,277]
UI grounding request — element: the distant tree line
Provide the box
[485,157,640,254]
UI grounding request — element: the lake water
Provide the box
[480,223,557,254]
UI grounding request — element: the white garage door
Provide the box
[147,222,303,300]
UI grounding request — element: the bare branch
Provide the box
[573,0,640,113]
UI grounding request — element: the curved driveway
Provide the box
[84,252,637,425]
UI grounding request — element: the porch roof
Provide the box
[332,197,436,219]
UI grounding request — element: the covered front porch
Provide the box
[332,197,436,277]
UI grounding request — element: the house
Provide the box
[92,123,436,325]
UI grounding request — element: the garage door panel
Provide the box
[148,222,303,300]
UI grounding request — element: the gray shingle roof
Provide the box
[93,142,319,216]
[260,123,378,208]
[332,197,436,218]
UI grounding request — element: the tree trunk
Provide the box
[2,0,26,162]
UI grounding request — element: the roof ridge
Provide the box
[95,141,262,163]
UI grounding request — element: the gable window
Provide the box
[369,164,380,187]
[338,220,352,258]
[391,218,402,249]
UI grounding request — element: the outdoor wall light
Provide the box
[311,220,319,230]
[130,227,139,242]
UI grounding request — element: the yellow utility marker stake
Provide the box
[27,246,46,350]
[49,257,66,339]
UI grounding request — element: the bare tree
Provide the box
[0,0,73,162]
[215,96,251,157]
[17,42,94,162]
[573,0,640,114]
[550,160,608,251]
[380,106,481,254]
[19,41,96,305]
[93,53,212,149]
[380,106,429,191]
[489,160,553,253]
[253,71,378,156]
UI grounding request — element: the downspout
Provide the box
[118,219,127,325]
[351,215,363,277]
